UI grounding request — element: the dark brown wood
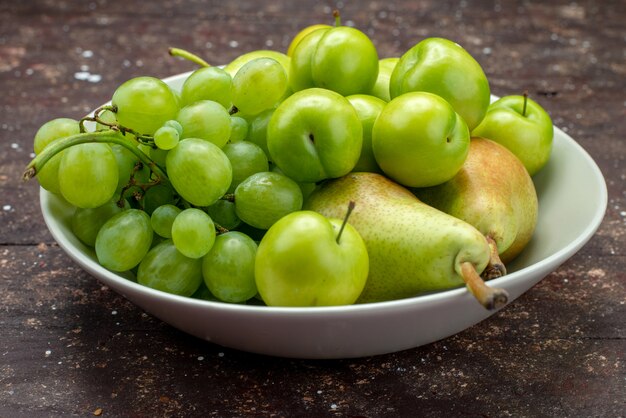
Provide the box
[1,1,624,416]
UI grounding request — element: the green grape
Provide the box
[234,222,267,242]
[71,200,125,247]
[171,208,216,259]
[202,231,258,303]
[111,76,179,135]
[150,234,166,249]
[150,204,181,238]
[33,118,80,194]
[95,209,153,272]
[110,143,149,193]
[165,138,232,207]
[206,199,241,230]
[232,57,288,116]
[246,108,274,158]
[176,100,231,148]
[163,119,183,135]
[228,116,248,142]
[150,147,168,167]
[58,143,119,208]
[191,282,219,301]
[142,184,176,215]
[137,143,152,156]
[234,171,303,229]
[137,240,202,297]
[95,109,118,131]
[271,164,317,202]
[222,141,269,193]
[154,126,179,150]
[180,66,233,109]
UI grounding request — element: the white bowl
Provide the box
[39,73,608,359]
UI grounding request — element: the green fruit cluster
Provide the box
[25,11,554,310]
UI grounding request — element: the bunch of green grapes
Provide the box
[25,44,310,305]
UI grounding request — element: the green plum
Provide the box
[289,27,330,92]
[472,94,554,176]
[267,88,362,183]
[346,94,386,173]
[286,24,332,57]
[255,210,369,307]
[372,92,470,187]
[224,50,291,80]
[368,57,399,102]
[310,25,379,95]
[390,37,490,130]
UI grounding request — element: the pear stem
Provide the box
[168,47,210,67]
[482,236,507,280]
[333,9,341,27]
[460,262,509,310]
[336,201,355,244]
[522,90,528,117]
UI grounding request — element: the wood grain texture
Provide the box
[0,1,624,417]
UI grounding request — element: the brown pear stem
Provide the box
[460,262,509,310]
[482,236,507,280]
[522,90,528,116]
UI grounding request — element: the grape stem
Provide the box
[220,193,235,203]
[23,131,168,183]
[168,47,210,67]
[214,223,229,235]
[79,106,155,146]
[116,162,164,208]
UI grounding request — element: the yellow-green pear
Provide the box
[305,173,508,310]
[414,137,538,264]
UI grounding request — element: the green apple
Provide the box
[390,37,490,130]
[267,88,363,183]
[472,94,554,176]
[255,209,369,307]
[368,57,399,102]
[372,91,470,187]
[346,94,386,173]
[289,22,378,96]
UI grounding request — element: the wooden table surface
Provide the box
[1,1,624,416]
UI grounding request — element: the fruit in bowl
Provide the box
[25,11,607,358]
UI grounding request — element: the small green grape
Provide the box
[150,204,182,238]
[202,231,258,303]
[154,126,180,150]
[171,208,216,259]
